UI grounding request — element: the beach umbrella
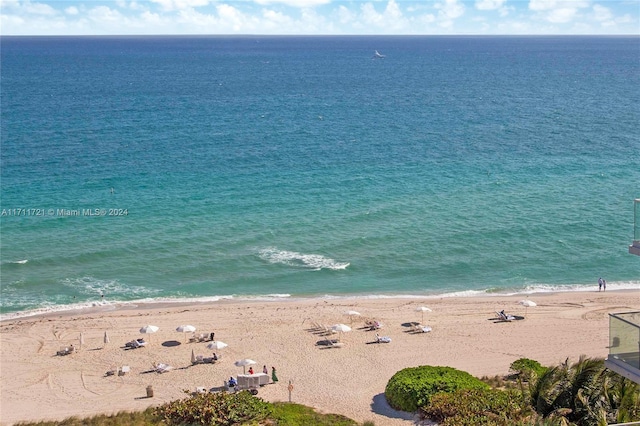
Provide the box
[416,306,432,323]
[344,310,361,324]
[191,349,196,364]
[140,325,159,341]
[331,323,352,342]
[176,325,196,341]
[207,341,228,350]
[234,358,256,374]
[79,332,85,349]
[103,331,110,347]
[518,300,537,317]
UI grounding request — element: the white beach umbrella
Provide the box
[331,323,352,341]
[518,300,537,317]
[234,358,257,374]
[344,310,361,324]
[140,325,159,341]
[176,325,196,341]
[416,306,432,323]
[207,341,228,350]
[103,331,110,346]
[140,325,159,334]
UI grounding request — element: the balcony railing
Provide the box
[605,312,640,384]
[630,199,640,256]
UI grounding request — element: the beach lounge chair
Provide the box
[118,365,130,376]
[496,311,516,322]
[125,338,147,349]
[154,363,173,373]
[56,346,75,356]
[375,335,392,343]
[414,324,432,333]
[326,339,345,348]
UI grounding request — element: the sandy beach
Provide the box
[1,290,638,426]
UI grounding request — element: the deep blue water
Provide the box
[1,36,639,318]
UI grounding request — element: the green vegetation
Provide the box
[510,358,548,381]
[384,365,490,412]
[156,390,271,425]
[529,356,640,425]
[419,356,640,426]
[421,388,533,426]
[14,408,158,426]
[15,395,367,426]
[268,402,359,426]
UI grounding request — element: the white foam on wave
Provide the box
[0,299,117,321]
[258,247,349,271]
[2,259,29,265]
[60,276,162,298]
[0,293,293,321]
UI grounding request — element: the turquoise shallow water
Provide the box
[1,36,639,318]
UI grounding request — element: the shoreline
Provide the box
[3,283,639,322]
[1,290,639,425]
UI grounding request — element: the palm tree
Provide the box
[529,356,602,424]
[529,356,640,425]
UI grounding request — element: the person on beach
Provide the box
[598,277,603,291]
[248,367,254,374]
[210,332,215,341]
[271,366,279,383]
[263,365,268,375]
[603,279,606,291]
[212,353,218,361]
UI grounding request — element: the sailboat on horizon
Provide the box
[372,50,385,59]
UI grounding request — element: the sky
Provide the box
[1,0,639,36]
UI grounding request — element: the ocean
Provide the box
[1,35,639,319]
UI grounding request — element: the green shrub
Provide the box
[154,390,271,425]
[385,366,490,412]
[510,358,547,380]
[269,402,359,426]
[14,408,158,426]
[421,388,532,425]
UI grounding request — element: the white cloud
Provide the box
[529,0,589,25]
[549,7,578,23]
[337,4,354,24]
[214,3,245,31]
[254,0,331,6]
[592,4,612,22]
[149,0,210,12]
[475,0,506,11]
[357,0,408,33]
[88,5,124,23]
[529,0,557,11]
[65,6,78,15]
[436,0,465,19]
[22,0,57,15]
